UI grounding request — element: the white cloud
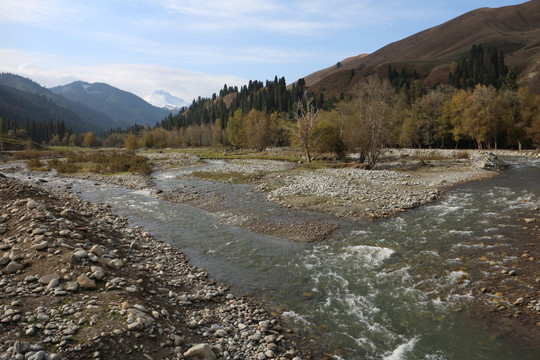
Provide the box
[0,0,88,27]
[151,0,420,35]
[0,48,247,102]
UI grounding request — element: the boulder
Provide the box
[77,274,97,289]
[126,307,155,331]
[26,199,39,210]
[38,273,60,285]
[470,152,508,171]
[184,344,216,360]
[5,261,24,273]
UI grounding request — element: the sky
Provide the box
[0,0,527,103]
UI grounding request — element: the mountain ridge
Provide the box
[50,81,170,127]
[0,73,116,133]
[303,0,540,96]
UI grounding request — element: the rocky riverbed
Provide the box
[464,205,540,352]
[1,148,538,359]
[153,150,508,242]
[0,175,309,360]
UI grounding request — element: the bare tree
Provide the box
[290,92,320,162]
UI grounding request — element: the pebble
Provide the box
[77,274,97,289]
[0,165,308,360]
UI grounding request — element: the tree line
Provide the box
[0,117,74,147]
[122,78,539,160]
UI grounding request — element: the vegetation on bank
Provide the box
[21,149,152,175]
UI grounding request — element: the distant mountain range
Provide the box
[50,81,170,128]
[144,90,187,111]
[0,73,174,132]
[303,0,540,96]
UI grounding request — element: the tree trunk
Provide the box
[305,148,312,163]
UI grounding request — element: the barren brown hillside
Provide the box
[304,0,540,96]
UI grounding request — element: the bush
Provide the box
[14,150,43,160]
[45,151,152,175]
[47,159,80,173]
[27,158,43,170]
[455,151,470,159]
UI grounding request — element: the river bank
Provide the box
[0,175,310,360]
[1,148,539,358]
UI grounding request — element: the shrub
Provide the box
[27,158,43,170]
[455,151,470,159]
[47,159,80,173]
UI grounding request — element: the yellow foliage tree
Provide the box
[124,133,139,151]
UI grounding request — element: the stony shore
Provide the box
[0,175,308,360]
[1,148,538,359]
[154,150,509,242]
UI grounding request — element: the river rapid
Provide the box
[8,156,540,359]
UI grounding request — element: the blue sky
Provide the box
[0,0,526,103]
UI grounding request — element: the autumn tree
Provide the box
[501,87,538,150]
[244,109,276,150]
[526,114,540,148]
[467,85,499,149]
[226,109,246,147]
[211,118,225,146]
[141,128,154,148]
[312,111,346,159]
[152,127,171,148]
[124,133,139,151]
[83,131,96,148]
[289,92,320,163]
[0,117,4,151]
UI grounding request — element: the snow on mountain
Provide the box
[144,90,187,111]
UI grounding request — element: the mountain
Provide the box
[0,73,116,133]
[303,0,540,95]
[50,81,170,127]
[144,90,187,111]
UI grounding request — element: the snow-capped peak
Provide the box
[144,90,187,110]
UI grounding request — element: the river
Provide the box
[9,156,540,359]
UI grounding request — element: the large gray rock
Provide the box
[77,274,97,289]
[470,152,508,171]
[127,308,154,329]
[5,261,24,273]
[26,199,39,210]
[184,344,216,360]
[38,273,60,285]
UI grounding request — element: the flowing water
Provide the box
[8,157,540,359]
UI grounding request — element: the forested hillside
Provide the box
[159,77,306,131]
[0,73,113,133]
